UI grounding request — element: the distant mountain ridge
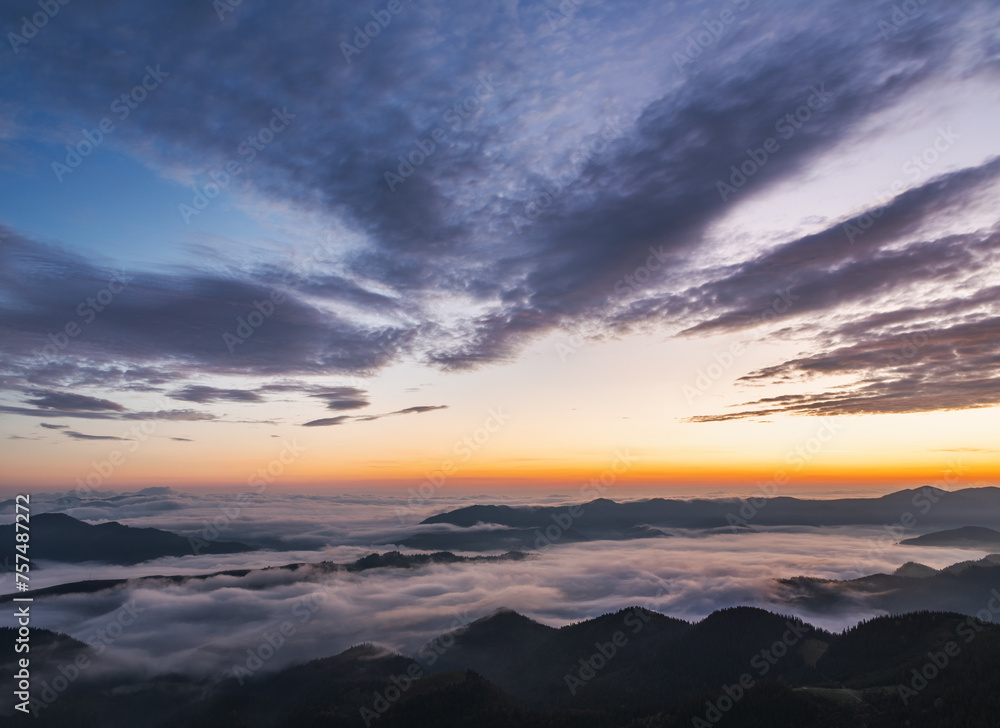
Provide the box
[399,487,1000,550]
[777,553,1000,617]
[0,550,531,602]
[0,513,254,565]
[901,526,1000,550]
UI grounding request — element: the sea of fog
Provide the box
[1,487,992,682]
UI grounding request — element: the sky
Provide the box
[1,0,999,493]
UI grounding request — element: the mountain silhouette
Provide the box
[777,554,1000,617]
[901,526,1000,550]
[402,487,1000,550]
[0,550,530,602]
[0,513,253,565]
[14,605,1000,727]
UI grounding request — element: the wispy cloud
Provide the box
[63,430,133,441]
[303,405,448,427]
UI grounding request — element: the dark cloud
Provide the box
[396,405,448,415]
[170,385,265,404]
[667,161,1000,338]
[0,404,122,420]
[302,416,352,428]
[356,405,449,420]
[304,387,370,412]
[653,157,1000,421]
[165,384,371,417]
[418,10,990,367]
[0,231,413,392]
[303,405,447,427]
[25,389,125,412]
[39,423,68,429]
[689,314,1000,421]
[63,430,133,441]
[0,404,217,422]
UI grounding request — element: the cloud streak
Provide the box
[303,405,448,427]
[63,430,133,441]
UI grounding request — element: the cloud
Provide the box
[39,423,68,429]
[933,448,1000,453]
[25,389,126,412]
[0,404,217,422]
[397,406,447,415]
[670,161,1000,338]
[167,384,371,412]
[302,416,352,428]
[304,386,370,411]
[303,405,447,427]
[0,231,413,397]
[0,0,996,420]
[169,385,264,404]
[688,299,1000,422]
[356,405,449,420]
[63,430,133,441]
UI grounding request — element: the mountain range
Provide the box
[11,605,1000,727]
[0,513,254,566]
[398,487,1000,551]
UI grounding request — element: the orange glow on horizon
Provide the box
[2,451,995,493]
